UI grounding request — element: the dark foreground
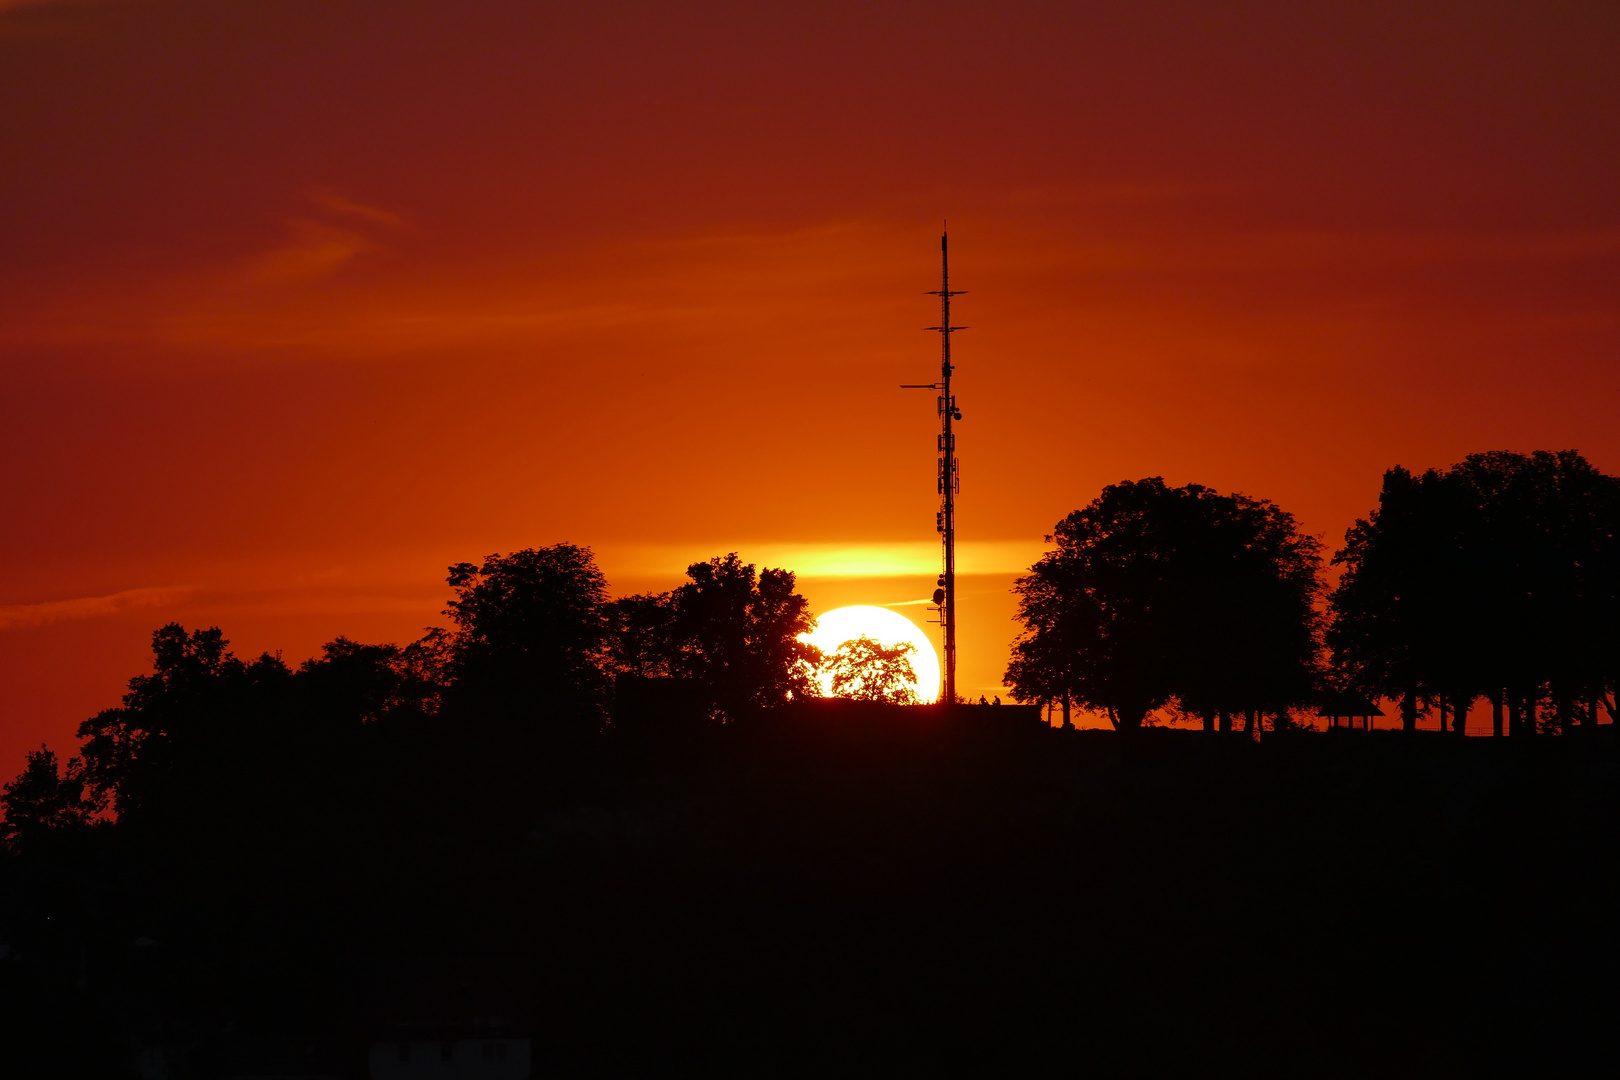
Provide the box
[4,705,1619,1077]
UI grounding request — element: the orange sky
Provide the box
[3,0,1618,773]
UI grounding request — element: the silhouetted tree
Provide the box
[1002,602,1081,726]
[668,553,819,718]
[439,544,611,735]
[825,636,919,704]
[605,592,680,679]
[1454,450,1620,734]
[1327,467,1453,731]
[295,636,441,728]
[1007,479,1322,730]
[1,746,96,853]
[1329,451,1620,735]
[1171,488,1324,728]
[74,624,291,822]
[1007,556,1138,723]
[610,554,819,720]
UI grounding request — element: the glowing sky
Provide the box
[2,1,1618,774]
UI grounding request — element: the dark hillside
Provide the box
[6,704,1616,1076]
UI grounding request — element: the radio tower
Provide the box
[903,229,965,704]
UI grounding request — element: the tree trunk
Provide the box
[1453,694,1471,736]
[1218,709,1232,733]
[1113,705,1145,731]
[1584,693,1597,728]
[1491,690,1503,738]
[1556,692,1572,735]
[1401,687,1417,733]
[1438,697,1448,734]
[1061,693,1072,730]
[1201,710,1214,733]
[1243,708,1255,736]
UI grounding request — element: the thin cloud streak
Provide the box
[0,586,195,630]
[250,219,379,283]
[306,189,408,230]
[5,216,1615,357]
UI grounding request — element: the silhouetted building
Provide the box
[1318,691,1385,731]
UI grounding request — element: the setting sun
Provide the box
[802,605,941,703]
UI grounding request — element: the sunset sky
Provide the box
[3,0,1618,774]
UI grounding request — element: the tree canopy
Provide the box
[608,553,819,720]
[0,746,95,851]
[439,544,613,734]
[1328,450,1620,733]
[73,624,294,824]
[825,635,920,704]
[1007,478,1323,729]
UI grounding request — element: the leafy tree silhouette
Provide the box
[1007,478,1322,730]
[605,592,680,679]
[294,636,440,727]
[825,635,920,704]
[609,553,818,721]
[1329,465,1476,732]
[53,620,442,847]
[74,624,291,823]
[438,544,612,735]
[1455,450,1620,734]
[0,746,95,853]
[1330,450,1620,735]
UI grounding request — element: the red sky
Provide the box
[3,0,1618,771]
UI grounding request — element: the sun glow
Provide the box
[801,605,942,704]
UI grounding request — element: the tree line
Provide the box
[2,550,929,850]
[1008,449,1620,735]
[8,446,1619,848]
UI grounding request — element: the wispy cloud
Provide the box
[249,218,378,283]
[0,586,195,630]
[246,189,408,283]
[12,207,1613,361]
[306,188,407,229]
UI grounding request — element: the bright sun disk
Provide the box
[800,605,941,703]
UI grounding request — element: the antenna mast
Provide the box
[903,229,965,704]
